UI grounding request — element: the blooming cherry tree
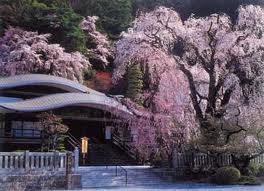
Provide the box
[37,112,69,152]
[114,5,264,168]
[119,98,192,166]
[114,6,195,122]
[0,27,91,83]
[113,7,197,164]
[80,16,113,70]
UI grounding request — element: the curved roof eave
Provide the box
[0,96,23,103]
[0,93,132,116]
[0,74,104,95]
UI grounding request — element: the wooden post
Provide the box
[66,152,73,190]
[74,147,79,172]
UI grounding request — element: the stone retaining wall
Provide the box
[0,173,81,191]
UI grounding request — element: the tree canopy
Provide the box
[113,5,264,166]
[0,0,86,52]
[71,0,133,38]
[0,27,90,82]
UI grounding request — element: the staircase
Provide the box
[66,132,81,150]
[78,166,175,188]
[65,132,137,166]
[86,143,137,166]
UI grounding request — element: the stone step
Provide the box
[78,166,175,188]
[86,143,137,166]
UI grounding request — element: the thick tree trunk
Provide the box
[231,155,251,175]
[168,152,174,168]
[211,153,221,169]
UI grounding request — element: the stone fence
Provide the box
[173,152,264,169]
[0,148,79,172]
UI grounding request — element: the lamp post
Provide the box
[81,137,89,165]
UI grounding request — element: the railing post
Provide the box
[24,150,29,171]
[125,170,128,186]
[74,147,79,171]
[0,155,2,169]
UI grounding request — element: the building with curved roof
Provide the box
[0,74,134,163]
[0,93,131,115]
[0,74,104,95]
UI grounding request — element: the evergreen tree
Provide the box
[71,0,133,38]
[132,0,171,13]
[0,0,86,52]
[0,19,3,36]
[126,64,143,102]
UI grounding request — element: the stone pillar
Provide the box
[24,150,30,171]
[54,151,59,171]
[74,147,79,172]
[66,152,73,189]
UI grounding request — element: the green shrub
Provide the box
[249,163,259,176]
[0,19,4,37]
[126,64,143,102]
[239,176,261,185]
[83,69,96,80]
[72,0,133,37]
[257,163,264,177]
[56,134,67,152]
[212,166,241,185]
[248,162,264,177]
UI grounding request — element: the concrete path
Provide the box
[69,166,264,191]
[78,166,164,188]
[66,183,264,191]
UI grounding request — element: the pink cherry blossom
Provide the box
[0,27,91,83]
[80,16,113,69]
[113,5,264,163]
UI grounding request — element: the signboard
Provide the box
[105,126,112,140]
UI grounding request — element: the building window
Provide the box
[0,121,5,137]
[11,121,41,138]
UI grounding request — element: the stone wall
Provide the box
[0,172,81,191]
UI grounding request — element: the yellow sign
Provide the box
[81,137,89,154]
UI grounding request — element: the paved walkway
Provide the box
[67,183,264,191]
[68,166,264,191]
[78,166,167,188]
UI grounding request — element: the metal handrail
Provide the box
[112,134,137,160]
[67,132,81,149]
[68,132,81,145]
[105,165,128,186]
[68,136,78,147]
[67,137,78,149]
[116,165,128,186]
